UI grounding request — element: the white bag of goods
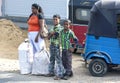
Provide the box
[18,39,33,74]
[32,49,50,75]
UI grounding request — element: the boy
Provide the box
[47,14,64,80]
[61,19,78,80]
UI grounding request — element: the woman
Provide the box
[27,3,49,75]
[28,3,45,55]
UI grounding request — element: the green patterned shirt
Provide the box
[50,24,63,45]
[61,29,77,50]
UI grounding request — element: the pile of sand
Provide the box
[0,19,27,46]
[0,19,27,59]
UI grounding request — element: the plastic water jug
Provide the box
[18,39,33,74]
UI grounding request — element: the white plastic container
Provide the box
[18,39,33,74]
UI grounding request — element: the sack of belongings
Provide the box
[32,49,50,75]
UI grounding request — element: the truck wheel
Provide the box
[89,59,108,77]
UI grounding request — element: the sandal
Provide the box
[45,73,54,77]
[54,76,61,80]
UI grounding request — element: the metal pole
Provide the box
[71,0,73,30]
[1,0,5,16]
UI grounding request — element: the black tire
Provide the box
[89,59,108,77]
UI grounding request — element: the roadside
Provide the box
[0,55,84,83]
[1,20,120,83]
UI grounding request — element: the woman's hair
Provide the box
[32,3,43,14]
[28,3,44,21]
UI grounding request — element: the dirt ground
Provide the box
[1,19,120,83]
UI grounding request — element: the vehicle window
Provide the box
[76,8,90,21]
[80,0,99,6]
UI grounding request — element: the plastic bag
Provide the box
[40,27,48,38]
[32,49,50,75]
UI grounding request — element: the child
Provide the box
[47,14,64,80]
[61,19,78,80]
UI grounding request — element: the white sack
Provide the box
[32,50,50,75]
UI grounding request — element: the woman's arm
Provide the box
[39,19,44,32]
[35,19,44,42]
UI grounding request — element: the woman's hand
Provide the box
[40,29,44,33]
[35,34,39,43]
[51,31,55,35]
[35,37,38,43]
[47,32,55,40]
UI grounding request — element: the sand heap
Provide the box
[0,19,27,47]
[0,19,27,59]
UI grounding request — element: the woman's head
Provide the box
[32,3,43,14]
[63,19,71,30]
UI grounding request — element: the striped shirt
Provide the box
[61,29,78,50]
[50,24,63,45]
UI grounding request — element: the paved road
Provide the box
[0,71,61,83]
[1,56,120,83]
[0,55,82,83]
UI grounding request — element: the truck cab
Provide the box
[68,0,98,52]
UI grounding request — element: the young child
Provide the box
[47,14,64,80]
[61,19,78,80]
